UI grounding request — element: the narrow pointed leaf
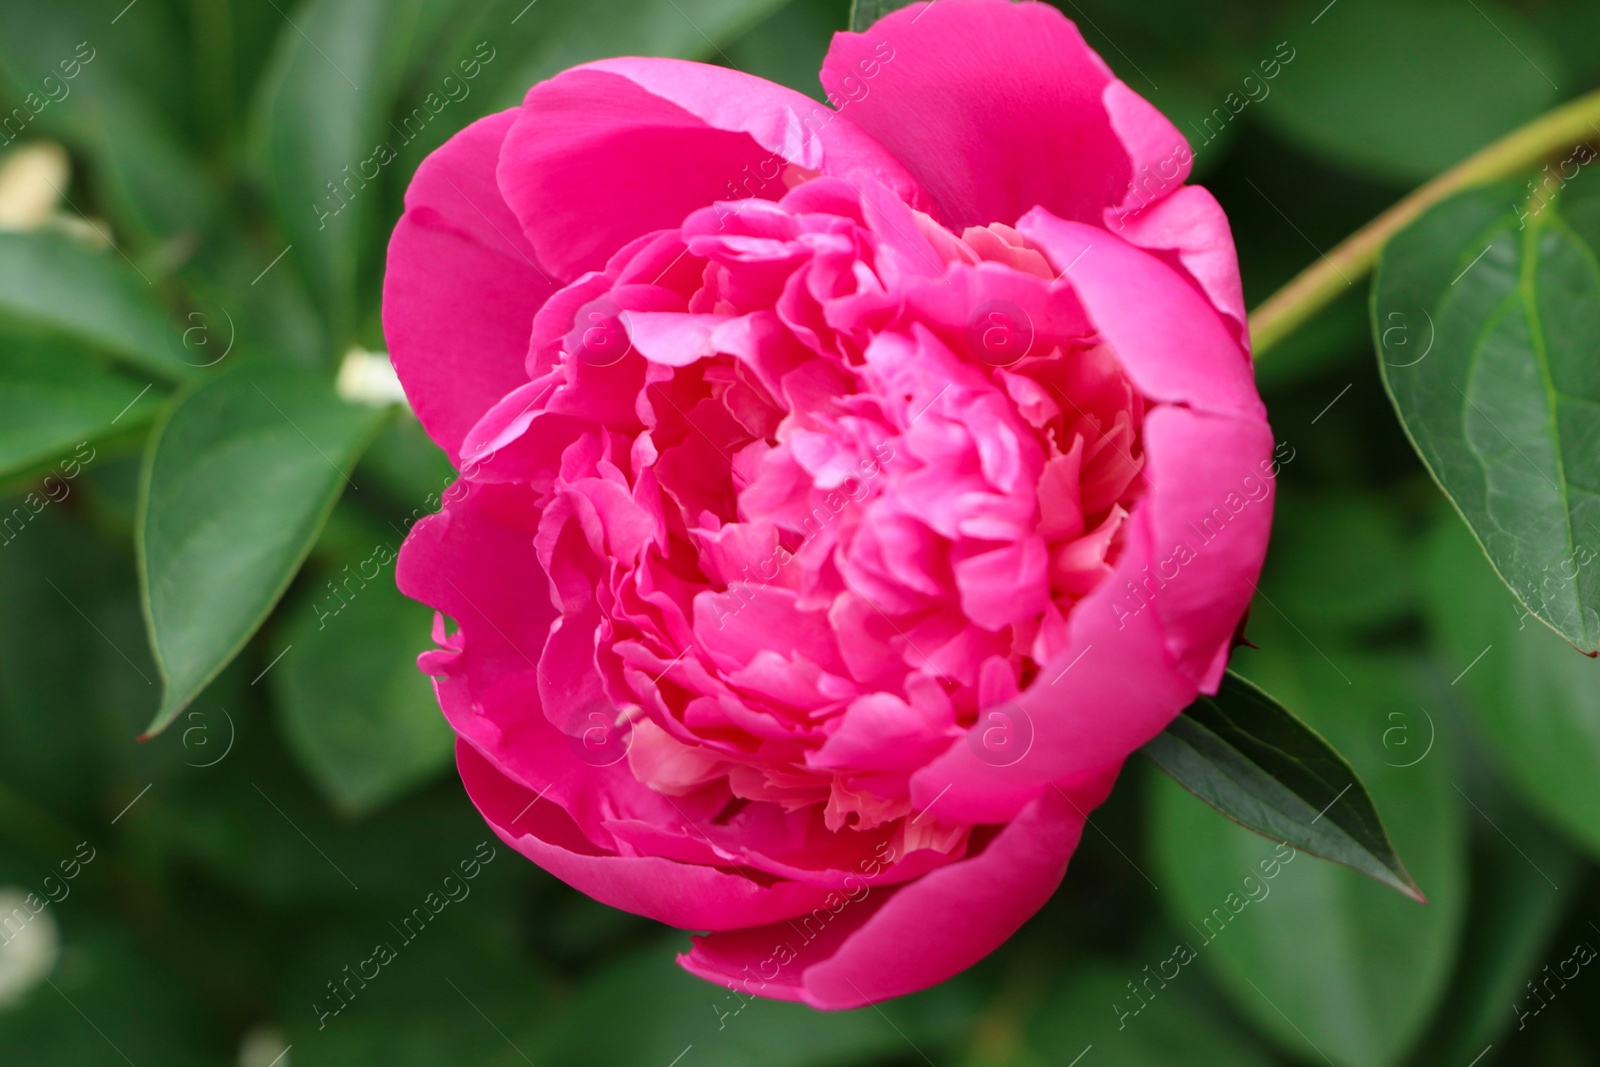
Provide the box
[1147,644,1464,1066]
[1373,182,1600,653]
[137,367,388,737]
[1143,671,1424,901]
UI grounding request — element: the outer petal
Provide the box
[383,109,558,463]
[1112,185,1250,352]
[1102,79,1191,212]
[821,0,1128,230]
[459,741,837,930]
[499,59,925,280]
[1019,210,1262,420]
[1135,407,1275,688]
[678,765,1117,1008]
[396,480,554,688]
[1097,80,1248,347]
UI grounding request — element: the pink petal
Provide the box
[625,311,729,367]
[499,59,924,280]
[384,110,558,462]
[460,741,836,930]
[1137,405,1275,687]
[1113,185,1250,352]
[1102,78,1191,215]
[677,766,1117,1008]
[810,692,957,774]
[821,0,1127,229]
[396,480,554,687]
[1019,210,1263,420]
[952,536,1050,631]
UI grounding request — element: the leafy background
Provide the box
[0,0,1598,1063]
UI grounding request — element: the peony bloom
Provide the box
[387,0,1273,1009]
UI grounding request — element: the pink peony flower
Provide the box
[387,0,1273,1008]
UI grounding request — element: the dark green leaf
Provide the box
[137,366,388,737]
[164,754,531,908]
[0,232,188,381]
[173,222,331,374]
[1252,285,1370,393]
[1374,183,1600,653]
[64,98,218,243]
[1149,640,1467,1066]
[1145,671,1424,901]
[354,415,456,516]
[1422,513,1600,858]
[0,333,162,483]
[274,538,453,816]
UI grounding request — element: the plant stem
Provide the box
[1249,86,1600,357]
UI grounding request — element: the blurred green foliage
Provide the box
[0,0,1598,1063]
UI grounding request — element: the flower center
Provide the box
[535,180,1147,849]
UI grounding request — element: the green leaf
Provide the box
[173,222,331,374]
[1422,512,1600,858]
[354,415,456,515]
[1148,643,1467,1067]
[0,232,188,381]
[255,0,421,342]
[506,0,793,96]
[274,539,453,816]
[848,0,912,33]
[1258,0,1562,183]
[0,334,162,483]
[61,96,218,243]
[1144,671,1424,902]
[137,366,388,738]
[1374,183,1600,653]
[164,761,533,908]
